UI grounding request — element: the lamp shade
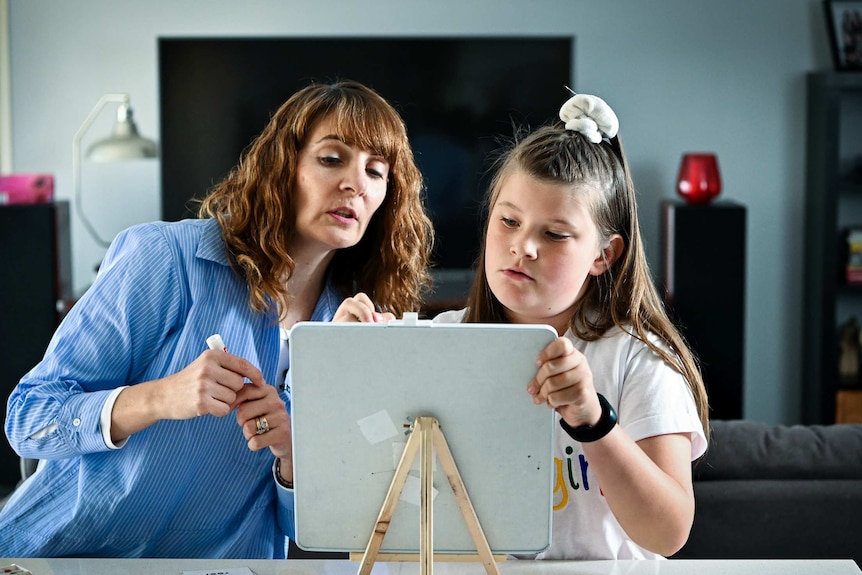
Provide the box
[73,93,158,249]
[86,103,157,161]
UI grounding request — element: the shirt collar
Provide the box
[310,279,341,322]
[196,218,232,266]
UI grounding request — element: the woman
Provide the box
[0,80,433,558]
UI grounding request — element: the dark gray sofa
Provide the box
[672,419,862,565]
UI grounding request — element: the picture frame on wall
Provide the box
[824,0,862,70]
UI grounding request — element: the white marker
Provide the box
[206,333,227,352]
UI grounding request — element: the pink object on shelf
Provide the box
[0,173,55,205]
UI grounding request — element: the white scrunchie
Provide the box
[558,93,619,144]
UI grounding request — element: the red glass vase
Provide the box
[676,153,721,205]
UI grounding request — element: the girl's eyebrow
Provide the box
[497,200,522,212]
[497,200,576,228]
[549,217,577,228]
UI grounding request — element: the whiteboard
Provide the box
[289,318,558,554]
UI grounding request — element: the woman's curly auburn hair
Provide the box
[195,80,433,320]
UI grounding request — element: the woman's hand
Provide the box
[527,336,603,428]
[159,349,265,419]
[234,383,292,459]
[111,349,265,442]
[333,292,395,323]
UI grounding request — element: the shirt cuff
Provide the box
[100,386,129,449]
[274,458,296,540]
[273,457,294,490]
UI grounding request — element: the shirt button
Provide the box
[73,418,81,426]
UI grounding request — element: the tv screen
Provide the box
[158,37,573,299]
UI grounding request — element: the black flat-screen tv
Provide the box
[158,37,573,300]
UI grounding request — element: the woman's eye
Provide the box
[320,155,341,166]
[366,167,385,179]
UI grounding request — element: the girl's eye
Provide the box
[500,216,518,228]
[546,231,571,241]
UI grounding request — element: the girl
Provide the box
[448,92,708,559]
[342,92,708,559]
[1,80,433,558]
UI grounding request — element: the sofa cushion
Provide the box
[674,479,862,561]
[694,420,862,481]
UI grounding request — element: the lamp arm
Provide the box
[72,93,130,249]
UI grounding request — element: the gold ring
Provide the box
[255,416,269,435]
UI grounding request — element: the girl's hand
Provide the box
[333,292,395,323]
[527,336,603,427]
[234,383,292,459]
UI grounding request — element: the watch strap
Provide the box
[558,393,618,443]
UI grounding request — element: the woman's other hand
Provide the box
[333,292,395,323]
[234,382,291,459]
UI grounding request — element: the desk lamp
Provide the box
[72,93,157,247]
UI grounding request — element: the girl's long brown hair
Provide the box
[465,124,709,439]
[195,80,433,319]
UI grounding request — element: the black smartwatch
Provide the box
[558,393,618,443]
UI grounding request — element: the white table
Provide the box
[2,558,860,575]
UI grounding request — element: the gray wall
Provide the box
[5,0,829,424]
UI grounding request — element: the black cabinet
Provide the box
[803,72,862,424]
[661,200,747,421]
[0,201,72,487]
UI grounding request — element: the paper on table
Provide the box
[180,568,255,575]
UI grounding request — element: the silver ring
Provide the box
[255,416,269,435]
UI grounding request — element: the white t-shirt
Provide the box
[433,309,708,560]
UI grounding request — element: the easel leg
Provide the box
[356,420,423,575]
[432,420,501,575]
[421,417,434,575]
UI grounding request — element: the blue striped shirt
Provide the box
[1,218,342,558]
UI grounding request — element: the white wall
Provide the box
[0,0,11,172]
[6,0,829,424]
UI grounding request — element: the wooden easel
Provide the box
[353,416,503,575]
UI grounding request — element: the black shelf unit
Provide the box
[661,200,746,421]
[0,201,73,487]
[803,71,862,424]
